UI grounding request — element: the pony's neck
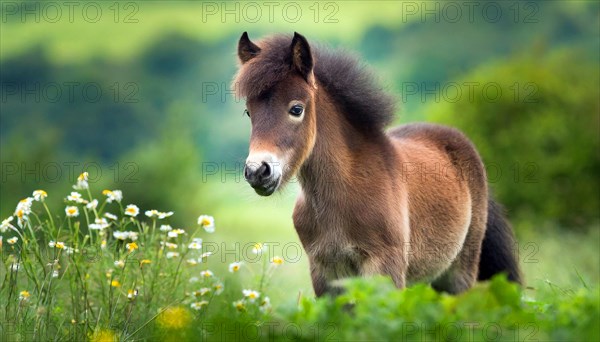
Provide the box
[298,88,395,206]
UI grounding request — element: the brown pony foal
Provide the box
[234,32,521,296]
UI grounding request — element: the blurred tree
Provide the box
[427,48,599,228]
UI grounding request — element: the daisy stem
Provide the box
[85,187,99,219]
[258,252,267,294]
[42,201,56,235]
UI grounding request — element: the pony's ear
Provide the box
[238,32,261,64]
[290,32,314,82]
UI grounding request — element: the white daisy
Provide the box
[103,189,122,203]
[213,283,224,295]
[242,289,260,302]
[1,216,16,233]
[251,243,266,255]
[229,262,242,273]
[66,192,85,203]
[166,252,180,259]
[65,206,79,217]
[188,241,202,250]
[15,197,33,225]
[124,204,139,217]
[197,215,215,233]
[233,300,245,311]
[200,270,213,278]
[158,211,174,219]
[89,218,109,230]
[259,296,272,313]
[86,199,98,210]
[190,300,209,310]
[199,252,213,261]
[32,190,48,201]
[104,212,118,220]
[73,172,89,190]
[145,209,159,218]
[113,231,139,241]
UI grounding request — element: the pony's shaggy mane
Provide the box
[234,34,396,133]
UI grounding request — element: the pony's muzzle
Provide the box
[244,153,282,196]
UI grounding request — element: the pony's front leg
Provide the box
[361,247,408,289]
[309,261,329,297]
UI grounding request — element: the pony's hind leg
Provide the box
[432,204,487,294]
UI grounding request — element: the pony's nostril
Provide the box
[261,162,272,178]
[244,166,252,181]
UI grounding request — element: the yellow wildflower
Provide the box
[19,290,31,300]
[156,306,192,330]
[271,256,284,266]
[90,329,117,342]
[126,242,138,252]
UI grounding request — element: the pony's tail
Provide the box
[478,198,523,284]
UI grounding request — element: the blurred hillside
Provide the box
[1,0,598,230]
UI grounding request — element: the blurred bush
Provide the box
[428,48,599,228]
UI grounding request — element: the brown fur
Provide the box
[234,32,519,296]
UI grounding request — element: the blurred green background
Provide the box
[1,0,598,301]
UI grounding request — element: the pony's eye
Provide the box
[289,104,304,116]
[244,109,250,117]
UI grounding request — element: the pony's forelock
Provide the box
[233,34,397,133]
